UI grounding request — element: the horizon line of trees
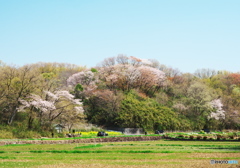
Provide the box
[0,55,239,133]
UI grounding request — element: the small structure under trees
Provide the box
[54,124,65,133]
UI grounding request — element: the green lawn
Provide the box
[0,140,239,168]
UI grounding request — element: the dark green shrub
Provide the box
[56,133,65,138]
[217,135,222,140]
[177,135,184,139]
[39,131,51,138]
[197,136,202,140]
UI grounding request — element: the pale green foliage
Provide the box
[155,92,169,105]
[186,81,216,115]
[232,86,240,96]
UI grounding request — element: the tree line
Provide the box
[0,55,239,134]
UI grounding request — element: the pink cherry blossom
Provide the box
[67,70,94,87]
[209,99,225,120]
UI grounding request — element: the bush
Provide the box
[39,131,51,138]
[56,133,65,138]
[91,68,98,73]
[216,134,222,140]
[197,136,202,140]
[203,136,208,140]
[177,135,184,139]
[189,136,194,140]
[0,130,14,139]
[13,130,41,139]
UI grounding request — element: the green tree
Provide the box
[84,90,123,127]
[117,91,180,130]
[0,65,38,125]
[185,81,216,129]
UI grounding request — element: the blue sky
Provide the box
[0,0,239,73]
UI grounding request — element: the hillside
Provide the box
[0,55,239,138]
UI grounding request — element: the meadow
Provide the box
[0,139,239,168]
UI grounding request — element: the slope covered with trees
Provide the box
[0,55,239,137]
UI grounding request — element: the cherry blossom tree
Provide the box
[67,70,98,98]
[136,65,166,94]
[98,60,166,94]
[67,70,95,87]
[44,91,84,127]
[209,99,225,120]
[99,64,141,91]
[19,90,84,130]
[98,55,153,68]
[173,103,188,114]
[18,94,56,129]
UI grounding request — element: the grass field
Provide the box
[0,139,239,168]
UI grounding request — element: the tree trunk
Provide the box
[28,116,34,129]
[7,107,17,125]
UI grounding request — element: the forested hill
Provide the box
[0,55,239,133]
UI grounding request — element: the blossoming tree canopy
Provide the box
[19,91,84,113]
[137,65,166,85]
[19,94,56,113]
[18,90,84,129]
[209,99,225,120]
[98,62,166,93]
[67,70,95,87]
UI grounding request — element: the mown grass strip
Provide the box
[0,156,16,159]
[125,150,155,153]
[156,144,183,146]
[14,151,21,153]
[106,143,239,149]
[74,144,103,149]
[186,145,240,150]
[26,150,240,154]
[30,150,106,153]
[4,144,32,147]
[29,150,177,154]
[188,144,240,147]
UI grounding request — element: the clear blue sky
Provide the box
[0,0,239,73]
